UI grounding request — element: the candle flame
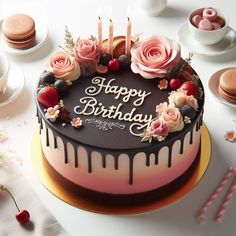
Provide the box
[126,5,131,17]
[108,6,113,20]
[97,5,101,17]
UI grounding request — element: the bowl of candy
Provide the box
[188,7,230,45]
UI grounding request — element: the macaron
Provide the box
[218,69,236,104]
[2,14,36,49]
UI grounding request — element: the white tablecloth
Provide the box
[1,0,236,235]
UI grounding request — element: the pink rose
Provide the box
[150,118,169,138]
[131,35,181,79]
[46,51,81,81]
[156,102,168,115]
[74,39,100,64]
[161,107,184,132]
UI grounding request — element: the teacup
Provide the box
[139,0,167,16]
[0,55,9,94]
[188,8,230,45]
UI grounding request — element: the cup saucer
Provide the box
[0,63,24,107]
[177,22,236,56]
[208,67,236,108]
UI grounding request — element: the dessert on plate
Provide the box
[2,14,36,49]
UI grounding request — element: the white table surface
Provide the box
[1,0,236,235]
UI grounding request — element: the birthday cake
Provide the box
[36,28,204,205]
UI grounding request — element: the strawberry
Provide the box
[178,81,199,97]
[169,78,182,90]
[37,86,59,108]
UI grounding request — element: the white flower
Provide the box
[45,105,60,122]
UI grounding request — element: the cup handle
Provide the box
[226,26,235,34]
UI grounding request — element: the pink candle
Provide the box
[108,18,113,56]
[125,17,131,57]
[98,16,102,50]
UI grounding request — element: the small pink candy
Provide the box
[212,22,221,30]
[198,19,213,30]
[203,8,217,21]
[216,16,225,27]
[192,15,202,27]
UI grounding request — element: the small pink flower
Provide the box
[150,118,169,138]
[71,117,83,128]
[96,64,108,74]
[156,102,168,115]
[224,131,236,142]
[131,35,181,79]
[45,105,60,122]
[161,107,184,132]
[46,51,81,81]
[158,79,168,90]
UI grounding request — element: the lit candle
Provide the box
[125,17,131,57]
[108,8,113,56]
[98,16,102,50]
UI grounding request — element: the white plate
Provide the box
[208,67,236,108]
[0,18,48,55]
[0,63,24,107]
[177,22,236,56]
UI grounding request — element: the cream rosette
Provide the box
[161,107,184,132]
[46,51,81,81]
[131,35,181,79]
[168,91,198,110]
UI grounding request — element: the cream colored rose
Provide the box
[46,51,81,81]
[169,91,198,110]
[161,107,184,132]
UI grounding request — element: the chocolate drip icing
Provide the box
[189,130,193,144]
[63,142,68,164]
[102,155,106,168]
[46,127,49,147]
[155,154,159,165]
[168,145,173,168]
[53,135,57,149]
[73,145,79,168]
[37,100,204,186]
[129,156,134,185]
[39,118,43,134]
[146,154,150,166]
[179,138,184,155]
[87,150,92,173]
[199,114,203,126]
[114,156,119,170]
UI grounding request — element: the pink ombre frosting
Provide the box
[131,35,181,79]
[46,51,81,81]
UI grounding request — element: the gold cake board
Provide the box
[31,123,211,215]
